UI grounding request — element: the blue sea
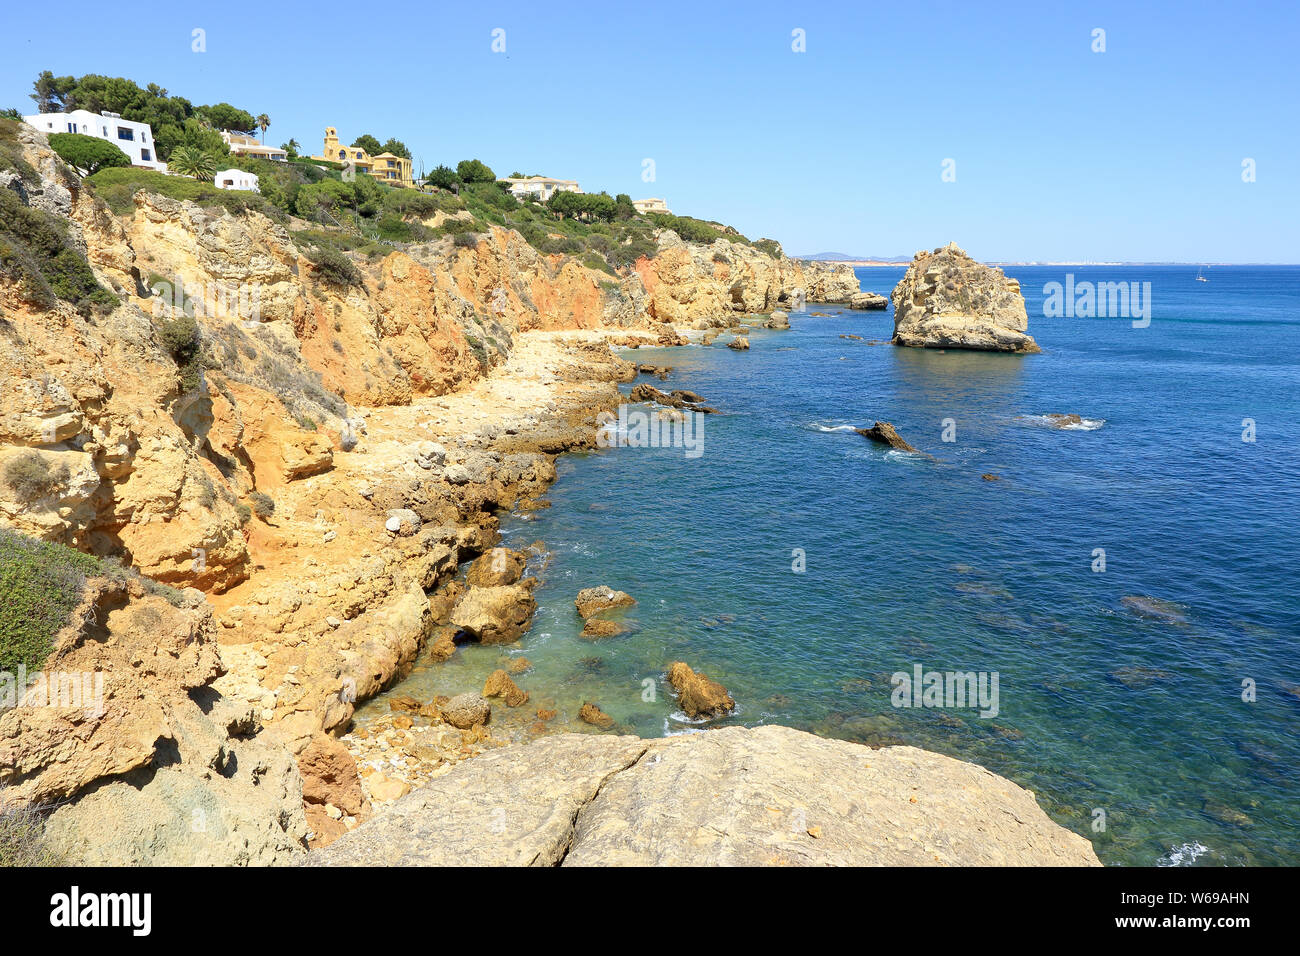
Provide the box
[362,265,1300,867]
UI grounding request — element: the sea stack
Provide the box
[890,243,1039,353]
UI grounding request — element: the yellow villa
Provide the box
[310,127,415,187]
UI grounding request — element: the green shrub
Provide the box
[0,803,64,866]
[0,188,118,314]
[0,528,103,672]
[157,314,203,392]
[452,230,479,249]
[307,246,362,287]
[46,132,130,175]
[248,492,275,519]
[3,453,70,503]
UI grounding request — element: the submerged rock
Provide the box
[311,726,1102,866]
[580,618,628,640]
[855,421,921,454]
[667,661,736,720]
[1108,665,1175,689]
[890,243,1039,353]
[1120,595,1189,625]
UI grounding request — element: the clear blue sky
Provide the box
[4,0,1297,262]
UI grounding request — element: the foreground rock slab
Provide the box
[891,243,1039,353]
[311,725,1100,866]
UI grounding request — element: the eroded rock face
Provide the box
[890,243,1039,353]
[310,726,1101,867]
[633,233,860,328]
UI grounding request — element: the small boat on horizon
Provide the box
[1196,266,1208,282]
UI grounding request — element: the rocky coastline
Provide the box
[1,125,1091,866]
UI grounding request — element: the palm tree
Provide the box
[169,146,217,181]
[282,138,300,160]
[257,114,270,144]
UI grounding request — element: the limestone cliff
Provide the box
[891,242,1039,353]
[633,232,859,327]
[5,128,1104,872]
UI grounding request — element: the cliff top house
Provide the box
[633,198,671,215]
[221,131,287,162]
[23,109,166,171]
[215,168,260,192]
[310,126,414,187]
[499,176,583,202]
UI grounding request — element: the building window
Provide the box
[117,127,134,141]
[141,149,152,161]
[66,122,75,133]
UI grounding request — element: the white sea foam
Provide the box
[807,423,859,433]
[1018,414,1106,431]
[1157,841,1210,867]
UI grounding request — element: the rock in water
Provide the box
[310,726,1101,866]
[578,702,615,729]
[574,586,636,618]
[855,421,921,454]
[482,669,529,707]
[667,661,736,719]
[450,582,538,644]
[890,243,1039,353]
[727,336,750,351]
[441,693,491,729]
[848,291,888,310]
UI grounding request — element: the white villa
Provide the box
[214,168,260,192]
[23,109,166,170]
[221,131,287,162]
[633,198,671,215]
[499,176,583,202]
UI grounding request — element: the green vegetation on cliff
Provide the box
[46,132,130,175]
[0,118,118,314]
[0,529,103,672]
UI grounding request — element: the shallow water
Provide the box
[361,265,1300,866]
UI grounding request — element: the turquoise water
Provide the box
[368,265,1300,866]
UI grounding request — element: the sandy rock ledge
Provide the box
[310,725,1100,866]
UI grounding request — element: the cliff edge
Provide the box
[312,725,1100,866]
